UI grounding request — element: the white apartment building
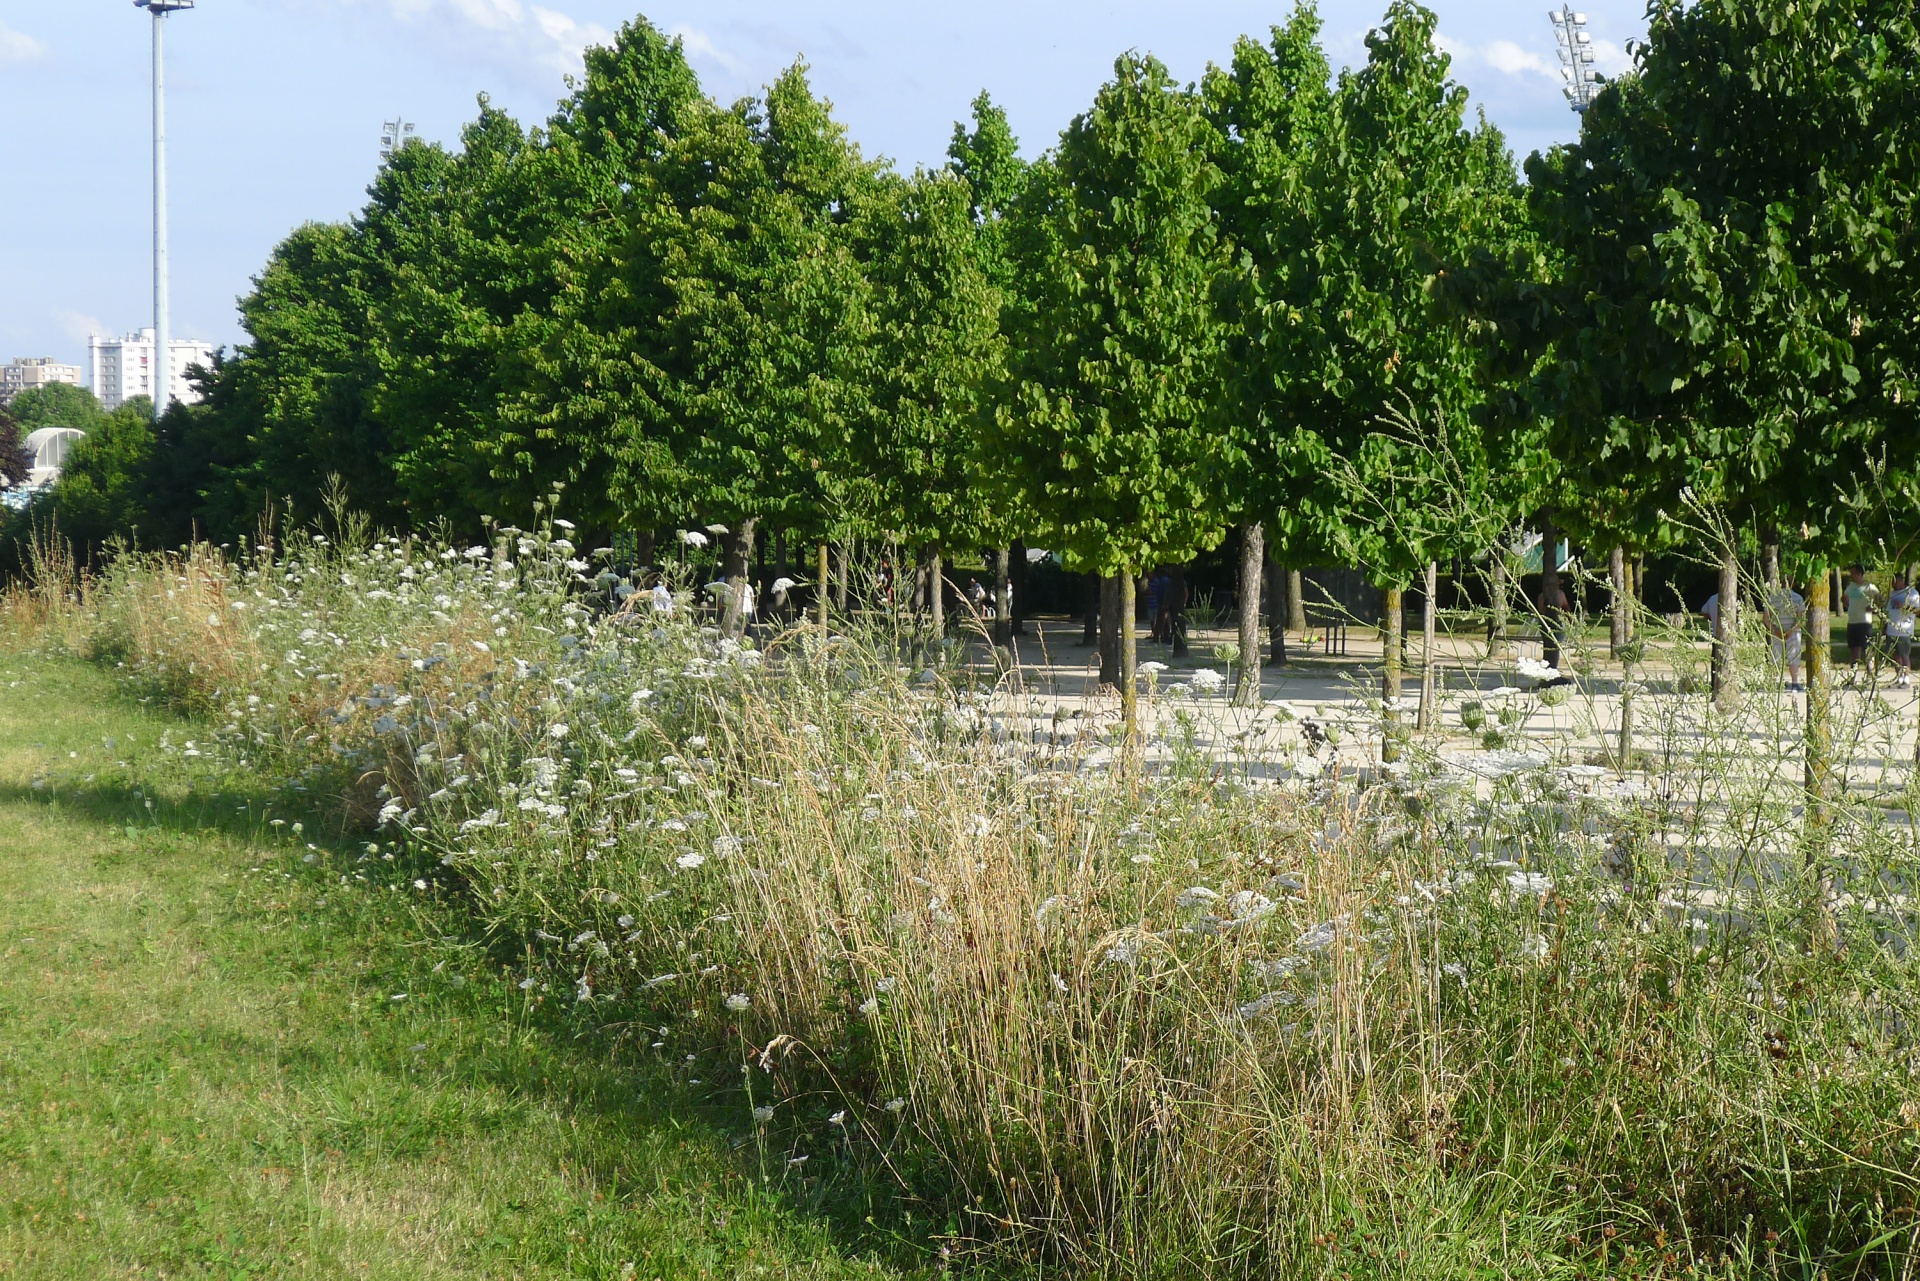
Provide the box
[86,328,214,412]
[0,357,82,407]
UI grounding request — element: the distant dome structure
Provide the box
[25,426,85,487]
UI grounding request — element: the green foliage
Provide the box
[9,382,103,433]
[600,63,880,537]
[39,399,162,554]
[847,168,1006,548]
[991,52,1228,578]
[1524,0,1920,562]
[0,402,30,487]
[1219,1,1531,588]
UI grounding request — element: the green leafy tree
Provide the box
[846,167,1007,636]
[40,398,159,557]
[1218,2,1530,741]
[605,62,881,629]
[947,92,1033,642]
[9,383,103,433]
[991,52,1230,728]
[1524,0,1920,854]
[484,17,709,540]
[0,403,31,487]
[1204,3,1336,700]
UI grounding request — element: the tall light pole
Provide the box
[1549,6,1598,114]
[136,0,193,421]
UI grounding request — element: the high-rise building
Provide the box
[0,357,83,408]
[86,327,213,412]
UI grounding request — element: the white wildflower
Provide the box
[676,852,706,870]
[725,993,750,1012]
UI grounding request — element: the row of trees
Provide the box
[17,1,1920,773]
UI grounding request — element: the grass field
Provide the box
[0,651,910,1279]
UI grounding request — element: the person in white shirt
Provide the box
[1887,572,1919,687]
[1766,584,1806,691]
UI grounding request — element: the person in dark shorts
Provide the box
[1843,563,1877,675]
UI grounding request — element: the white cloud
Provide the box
[331,0,610,82]
[449,0,524,32]
[1484,39,1552,77]
[56,311,107,344]
[671,23,745,76]
[0,22,48,63]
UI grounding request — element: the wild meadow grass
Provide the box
[12,512,1920,1279]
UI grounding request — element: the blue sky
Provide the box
[0,0,1644,367]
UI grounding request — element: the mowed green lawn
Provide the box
[0,653,905,1280]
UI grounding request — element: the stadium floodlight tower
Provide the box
[135,0,194,421]
[380,117,417,159]
[1549,6,1598,113]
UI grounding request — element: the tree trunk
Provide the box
[1288,567,1307,633]
[1713,543,1740,707]
[1804,559,1833,863]
[927,546,945,641]
[1418,561,1439,731]
[1235,523,1264,707]
[1489,543,1510,657]
[816,541,830,628]
[1119,570,1139,736]
[1098,575,1120,687]
[1539,512,1562,670]
[832,544,850,613]
[1267,552,1289,665]
[1081,573,1100,646]
[1010,539,1029,636]
[1610,545,1630,659]
[634,529,656,572]
[992,547,1012,647]
[1382,585,1405,763]
[718,518,757,636]
[1762,524,1781,593]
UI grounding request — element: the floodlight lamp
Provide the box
[134,1,196,11]
[1573,11,1588,22]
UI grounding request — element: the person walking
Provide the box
[1766,580,1806,691]
[1888,572,1919,687]
[1842,563,1877,679]
[966,576,989,619]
